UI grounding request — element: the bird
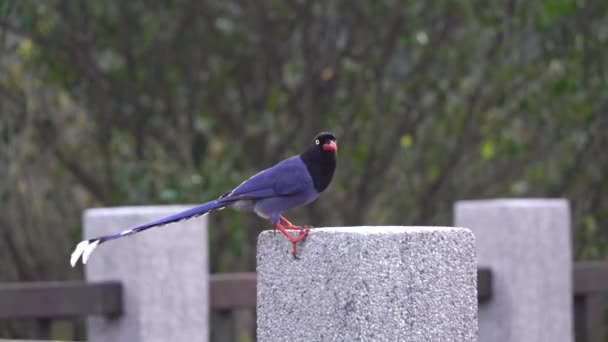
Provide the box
[70,132,337,266]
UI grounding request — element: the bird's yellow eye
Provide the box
[315,139,320,145]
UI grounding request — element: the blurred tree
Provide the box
[0,1,607,337]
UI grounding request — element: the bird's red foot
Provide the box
[273,222,310,257]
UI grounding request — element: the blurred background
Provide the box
[0,0,607,339]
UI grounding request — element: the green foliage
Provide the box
[0,0,607,300]
[400,134,413,149]
[540,0,579,27]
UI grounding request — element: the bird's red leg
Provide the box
[279,215,297,228]
[280,215,309,232]
[273,222,310,256]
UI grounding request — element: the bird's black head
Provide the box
[300,132,337,193]
[313,132,338,153]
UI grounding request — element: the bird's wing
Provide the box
[221,156,312,201]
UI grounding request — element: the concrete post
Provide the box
[256,226,478,342]
[455,199,573,342]
[83,206,209,342]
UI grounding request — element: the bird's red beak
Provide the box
[323,140,337,152]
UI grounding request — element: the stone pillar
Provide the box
[84,206,209,342]
[455,199,573,342]
[256,226,478,342]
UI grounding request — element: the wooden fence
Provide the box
[0,263,606,342]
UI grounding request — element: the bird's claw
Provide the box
[297,225,311,240]
[291,226,311,258]
[273,221,311,259]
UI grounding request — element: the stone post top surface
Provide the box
[257,225,477,341]
[456,198,569,208]
[259,225,471,236]
[84,205,200,218]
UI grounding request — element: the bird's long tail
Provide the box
[70,200,226,267]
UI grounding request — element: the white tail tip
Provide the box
[70,240,100,267]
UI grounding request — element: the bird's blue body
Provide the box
[70,132,337,265]
[228,156,319,222]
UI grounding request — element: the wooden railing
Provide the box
[0,263,605,342]
[573,261,608,342]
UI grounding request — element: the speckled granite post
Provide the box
[256,226,477,342]
[455,199,573,342]
[84,206,209,342]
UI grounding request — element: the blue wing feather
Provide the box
[221,156,311,200]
